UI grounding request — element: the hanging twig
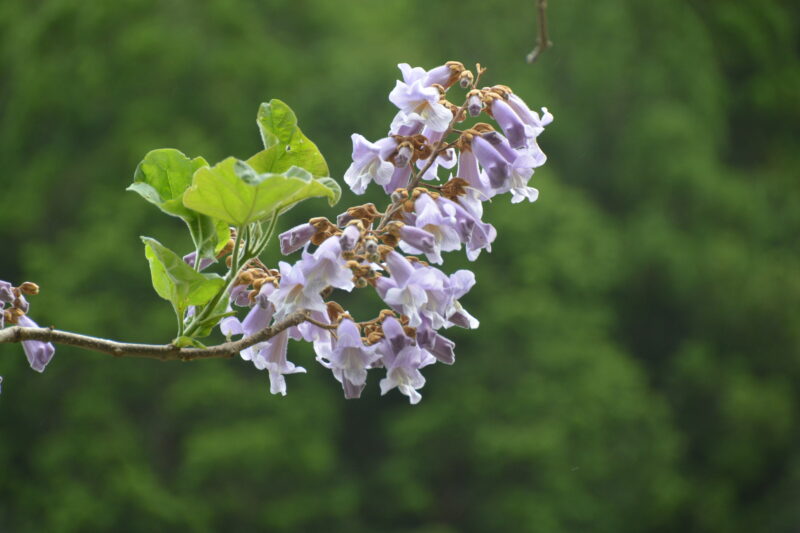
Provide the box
[526,0,552,63]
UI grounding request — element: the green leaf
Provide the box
[127,149,208,219]
[183,158,340,226]
[128,149,228,259]
[141,237,225,317]
[253,99,329,178]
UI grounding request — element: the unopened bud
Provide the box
[355,277,368,289]
[19,282,39,296]
[468,94,483,117]
[394,145,412,168]
[367,252,381,264]
[459,70,474,89]
[364,238,379,255]
[390,190,405,203]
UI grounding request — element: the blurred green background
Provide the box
[1,0,798,531]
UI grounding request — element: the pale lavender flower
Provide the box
[17,315,55,373]
[457,148,493,199]
[401,193,461,264]
[480,132,543,203]
[490,98,533,150]
[317,319,380,399]
[301,236,354,293]
[389,76,452,133]
[379,345,434,405]
[268,261,327,320]
[416,324,456,365]
[382,165,412,195]
[444,270,479,329]
[378,252,450,328]
[279,223,316,255]
[344,134,397,194]
[250,329,305,396]
[505,94,554,136]
[472,135,511,189]
[398,225,437,255]
[0,281,13,305]
[436,196,497,261]
[182,251,215,271]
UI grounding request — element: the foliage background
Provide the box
[1,0,798,531]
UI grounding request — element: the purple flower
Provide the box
[279,223,316,255]
[401,193,461,264]
[17,315,55,373]
[182,251,215,271]
[389,74,452,133]
[317,319,380,399]
[480,132,544,203]
[301,236,354,293]
[344,134,397,195]
[490,98,532,150]
[457,148,493,199]
[250,329,305,396]
[416,325,456,365]
[0,280,14,305]
[397,62,459,88]
[381,164,412,195]
[472,135,511,190]
[436,196,497,261]
[398,225,437,255]
[379,344,434,405]
[505,94,554,136]
[268,261,327,320]
[378,252,451,328]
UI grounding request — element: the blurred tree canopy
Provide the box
[0,0,798,531]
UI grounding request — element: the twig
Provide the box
[526,0,552,63]
[0,311,308,361]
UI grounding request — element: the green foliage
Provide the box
[253,99,330,177]
[141,237,224,325]
[183,158,339,226]
[128,149,228,259]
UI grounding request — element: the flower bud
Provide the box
[18,282,39,296]
[467,94,483,117]
[364,238,379,255]
[394,144,413,168]
[339,224,361,251]
[355,277,368,289]
[279,223,316,255]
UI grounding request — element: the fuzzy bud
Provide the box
[19,282,39,296]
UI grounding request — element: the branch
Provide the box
[526,0,552,63]
[0,311,308,361]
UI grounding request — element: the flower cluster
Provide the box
[0,280,55,391]
[222,62,552,403]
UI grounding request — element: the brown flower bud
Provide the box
[19,282,39,295]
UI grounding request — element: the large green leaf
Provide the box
[182,158,340,226]
[128,149,208,219]
[141,237,225,318]
[128,149,228,259]
[252,99,329,177]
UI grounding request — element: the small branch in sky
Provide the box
[526,0,552,63]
